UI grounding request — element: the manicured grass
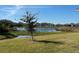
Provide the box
[11,31,29,35]
[0,35,6,40]
[0,32,79,52]
[11,31,72,36]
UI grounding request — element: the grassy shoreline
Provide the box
[0,32,79,52]
[11,31,75,35]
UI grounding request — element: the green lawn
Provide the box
[0,32,79,52]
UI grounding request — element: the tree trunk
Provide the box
[31,32,34,41]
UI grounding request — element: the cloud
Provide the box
[8,5,24,16]
[0,5,24,18]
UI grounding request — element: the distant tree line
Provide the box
[55,23,79,27]
[55,23,79,32]
[37,23,54,28]
[1,19,79,34]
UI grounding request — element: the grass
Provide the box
[0,32,79,52]
[11,31,71,36]
[0,35,6,40]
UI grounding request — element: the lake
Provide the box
[16,28,58,38]
[16,36,32,38]
[36,28,57,32]
[16,28,57,32]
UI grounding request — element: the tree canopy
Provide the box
[20,12,38,40]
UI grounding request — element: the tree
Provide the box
[16,22,24,27]
[0,19,15,33]
[20,12,38,41]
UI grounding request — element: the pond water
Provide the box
[16,28,60,38]
[16,36,32,38]
[17,28,57,32]
[16,28,59,38]
[36,28,57,32]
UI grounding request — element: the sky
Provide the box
[0,5,79,24]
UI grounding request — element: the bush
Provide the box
[56,27,74,32]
